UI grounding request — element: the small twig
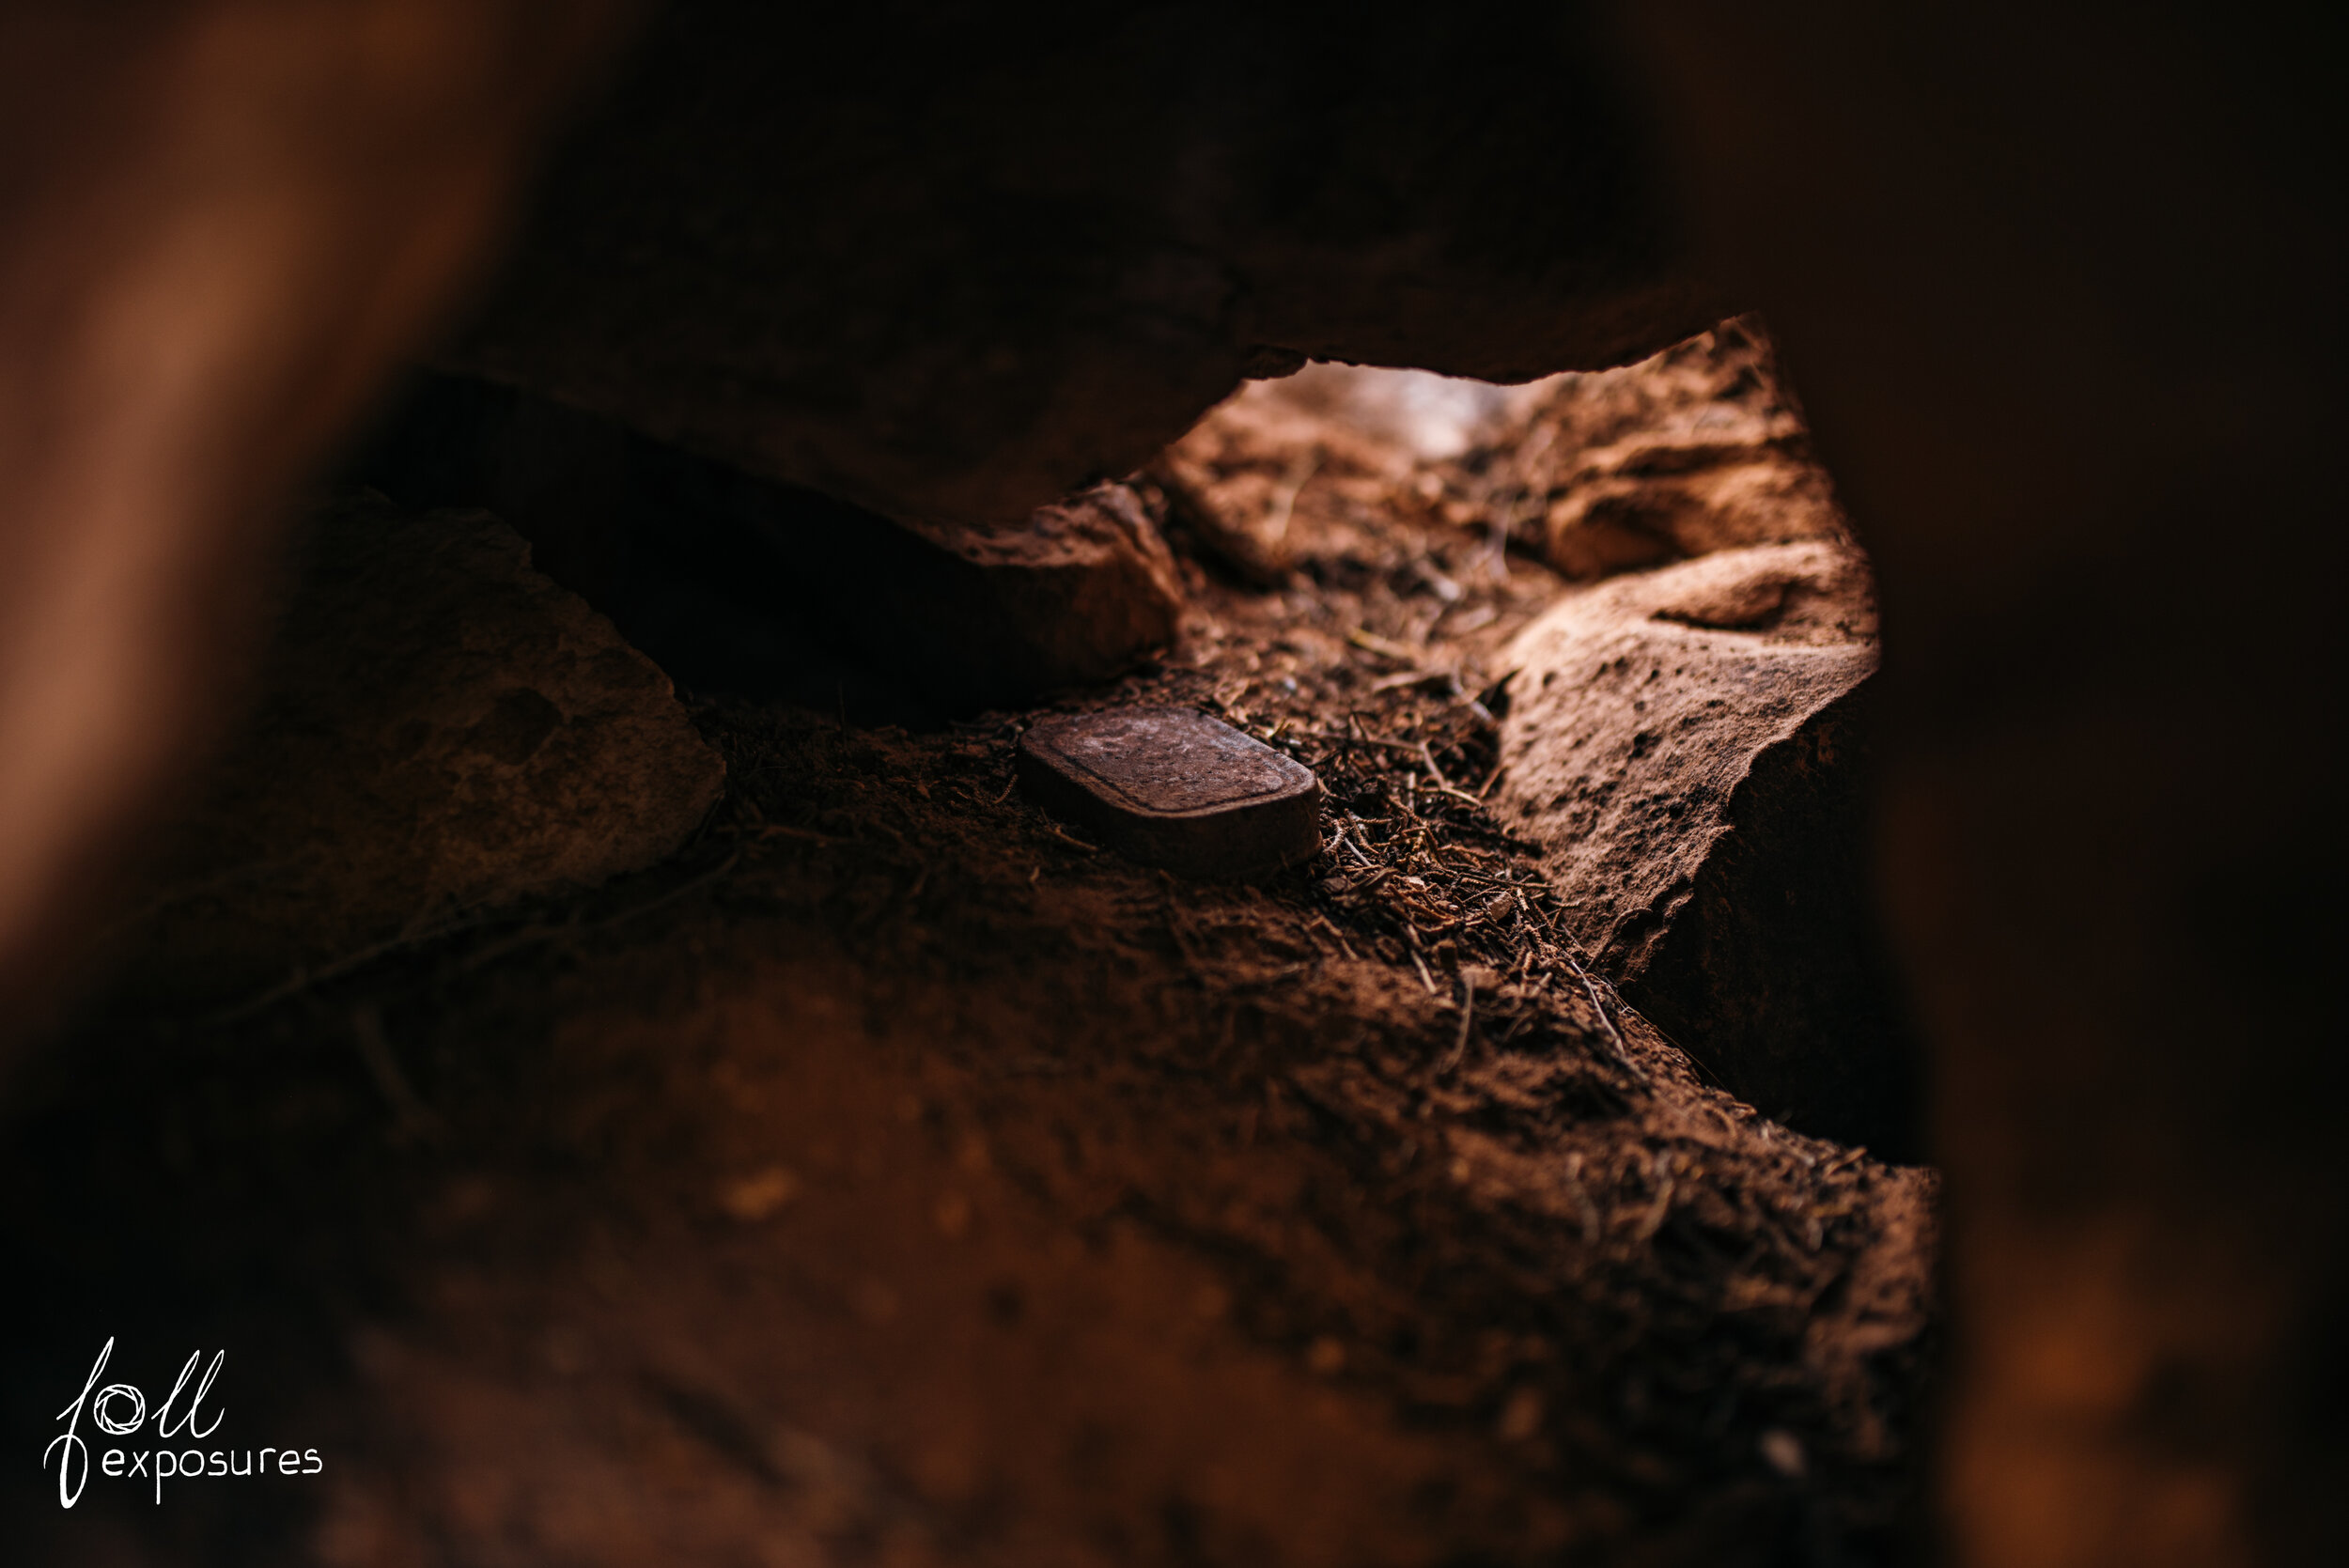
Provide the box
[1369,667,1455,694]
[1346,627,1422,664]
[1263,448,1323,543]
[1309,911,1361,961]
[729,821,839,846]
[1435,973,1476,1077]
[1564,1151,1602,1247]
[1561,946,1645,1082]
[1298,729,1425,755]
[351,1006,445,1144]
[206,905,485,1023]
[1635,1153,1677,1243]
[454,850,744,976]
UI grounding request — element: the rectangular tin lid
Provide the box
[1017,707,1321,878]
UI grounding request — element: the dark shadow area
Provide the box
[350,373,994,727]
[1626,685,1921,1161]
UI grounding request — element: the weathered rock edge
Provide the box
[113,495,727,1002]
[1497,542,1919,1156]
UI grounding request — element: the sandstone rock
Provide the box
[1496,541,1918,1155]
[879,485,1188,708]
[115,495,726,1002]
[1538,429,1845,579]
[1470,317,1853,579]
[1154,317,1848,595]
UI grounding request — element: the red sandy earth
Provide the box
[4,341,1935,1567]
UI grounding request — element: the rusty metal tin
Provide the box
[1016,706,1322,879]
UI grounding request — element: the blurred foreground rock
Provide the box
[1497,541,1918,1156]
[447,1,1727,531]
[0,0,642,1037]
[114,495,725,1003]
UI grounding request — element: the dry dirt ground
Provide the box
[4,339,1937,1567]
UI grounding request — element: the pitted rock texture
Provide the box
[1497,541,1918,1156]
[1155,317,1846,596]
[1538,427,1845,581]
[1497,318,1852,579]
[116,495,725,1001]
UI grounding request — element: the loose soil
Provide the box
[2,367,1937,1567]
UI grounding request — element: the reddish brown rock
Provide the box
[1153,318,1848,596]
[881,486,1187,706]
[1473,318,1853,579]
[1496,540,1917,1155]
[114,495,726,1002]
[1537,428,1845,580]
